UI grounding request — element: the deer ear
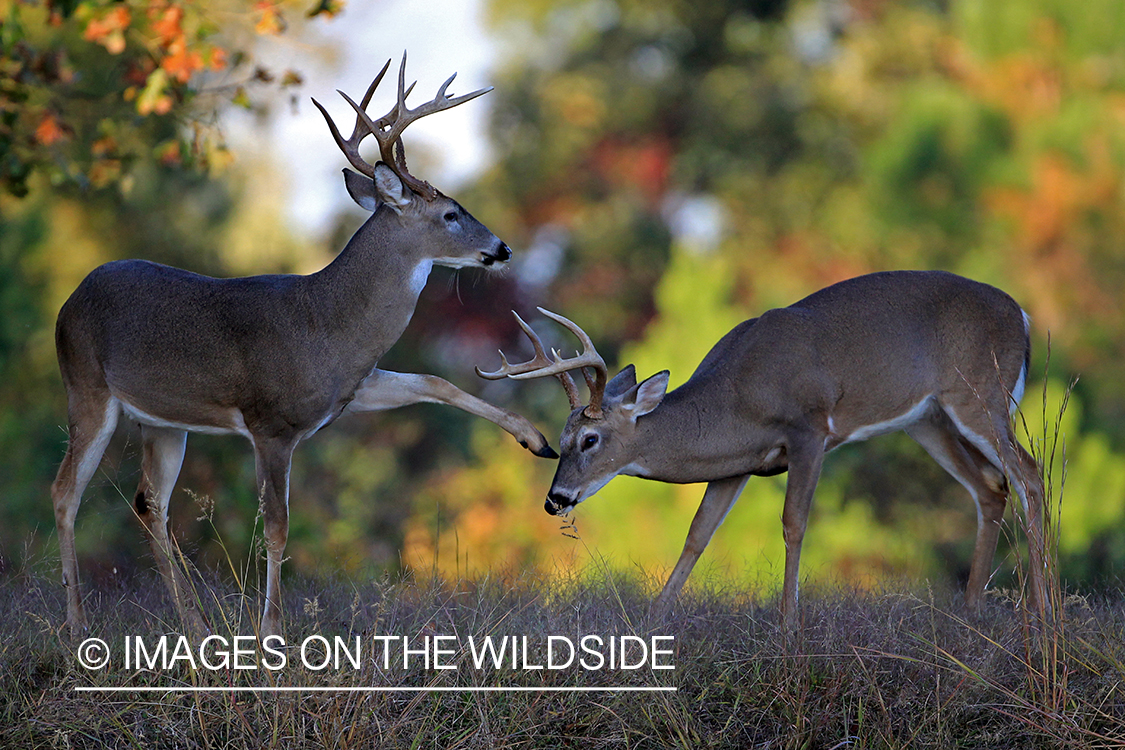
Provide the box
[606,365,637,397]
[620,370,669,420]
[343,169,380,212]
[372,163,413,214]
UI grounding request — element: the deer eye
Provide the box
[580,433,599,452]
[443,210,458,222]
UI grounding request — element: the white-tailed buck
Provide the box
[52,56,556,639]
[479,271,1048,630]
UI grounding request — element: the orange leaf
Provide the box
[35,113,67,145]
[152,6,184,46]
[208,46,228,72]
[161,37,203,83]
[254,1,286,35]
[91,136,118,157]
[88,160,122,188]
[83,7,131,54]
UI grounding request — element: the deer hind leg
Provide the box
[651,474,749,620]
[941,402,1049,617]
[134,426,206,634]
[251,436,297,641]
[906,411,1009,610]
[51,393,120,634]
[999,435,1049,617]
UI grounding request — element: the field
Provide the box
[4,373,1121,748]
[3,557,1125,749]
[4,368,1117,748]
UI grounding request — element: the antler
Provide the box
[311,53,493,201]
[311,59,390,183]
[476,308,608,419]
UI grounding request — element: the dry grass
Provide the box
[2,561,1124,749]
[7,364,1119,748]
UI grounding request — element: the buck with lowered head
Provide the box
[52,56,556,639]
[479,271,1048,631]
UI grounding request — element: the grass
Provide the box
[6,364,1121,748]
[2,561,1124,749]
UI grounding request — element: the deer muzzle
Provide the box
[544,489,576,516]
[481,243,511,267]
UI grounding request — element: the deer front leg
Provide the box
[651,475,750,620]
[779,437,825,632]
[251,436,297,641]
[348,369,557,457]
[135,426,209,636]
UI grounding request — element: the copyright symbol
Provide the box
[77,638,110,670]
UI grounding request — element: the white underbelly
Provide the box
[831,397,933,447]
[118,398,251,438]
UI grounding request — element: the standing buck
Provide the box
[479,271,1048,630]
[52,57,555,639]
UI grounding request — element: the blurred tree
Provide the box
[1,0,334,196]
[0,0,341,576]
[405,0,1125,596]
[6,0,1125,604]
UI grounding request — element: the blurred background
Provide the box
[3,0,1124,600]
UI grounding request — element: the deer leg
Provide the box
[906,415,1009,610]
[134,426,206,634]
[251,436,297,641]
[779,437,825,632]
[943,403,1050,619]
[651,474,749,619]
[347,369,557,458]
[999,435,1050,618]
[51,393,120,635]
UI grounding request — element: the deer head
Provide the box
[313,55,510,269]
[477,308,669,515]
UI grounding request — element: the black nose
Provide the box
[496,243,511,262]
[545,491,573,516]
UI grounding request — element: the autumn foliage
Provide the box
[1,0,340,195]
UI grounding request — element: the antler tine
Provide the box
[476,312,583,409]
[318,54,492,199]
[490,308,607,420]
[436,73,456,100]
[338,92,382,145]
[311,59,392,179]
[504,310,605,382]
[366,52,494,200]
[359,59,392,110]
[531,308,612,420]
[311,97,375,178]
[476,311,553,379]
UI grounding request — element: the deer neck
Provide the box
[306,208,433,360]
[627,381,784,484]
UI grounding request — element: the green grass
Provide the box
[2,562,1124,749]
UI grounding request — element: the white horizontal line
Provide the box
[76,686,677,693]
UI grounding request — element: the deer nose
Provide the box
[480,243,511,267]
[545,491,574,516]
